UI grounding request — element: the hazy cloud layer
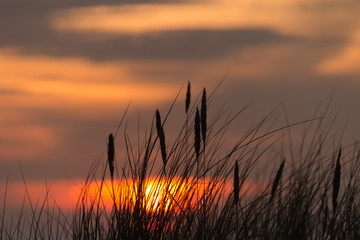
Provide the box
[2,75,360,181]
[0,5,291,62]
[1,0,360,184]
[5,30,291,61]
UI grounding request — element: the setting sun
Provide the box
[83,177,233,214]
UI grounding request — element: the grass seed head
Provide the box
[107,133,115,180]
[234,160,240,205]
[156,110,167,168]
[186,81,191,114]
[270,159,285,203]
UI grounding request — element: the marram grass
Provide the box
[2,83,360,240]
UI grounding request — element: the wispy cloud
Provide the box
[316,28,360,75]
[51,0,359,37]
[0,48,178,110]
[0,48,178,161]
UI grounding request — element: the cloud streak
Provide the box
[316,28,360,75]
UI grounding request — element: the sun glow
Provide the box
[81,177,260,213]
[85,178,207,213]
[0,177,259,215]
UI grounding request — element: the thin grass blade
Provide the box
[194,108,201,158]
[201,88,207,145]
[332,147,341,213]
[186,81,191,114]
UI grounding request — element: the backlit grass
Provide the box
[1,82,360,239]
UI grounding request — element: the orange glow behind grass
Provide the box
[1,177,260,214]
[85,177,211,213]
[80,177,261,214]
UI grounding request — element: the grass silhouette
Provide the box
[1,82,360,239]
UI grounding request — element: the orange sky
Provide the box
[0,0,360,213]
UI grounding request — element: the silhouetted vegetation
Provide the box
[1,83,360,240]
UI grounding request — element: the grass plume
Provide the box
[156,109,167,169]
[185,81,191,114]
[107,133,115,181]
[3,83,360,240]
[270,159,285,203]
[234,160,240,206]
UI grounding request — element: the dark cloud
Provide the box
[0,1,292,61]
[1,28,292,61]
[0,0,186,47]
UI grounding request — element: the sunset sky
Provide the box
[1,0,360,209]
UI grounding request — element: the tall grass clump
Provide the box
[2,82,360,240]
